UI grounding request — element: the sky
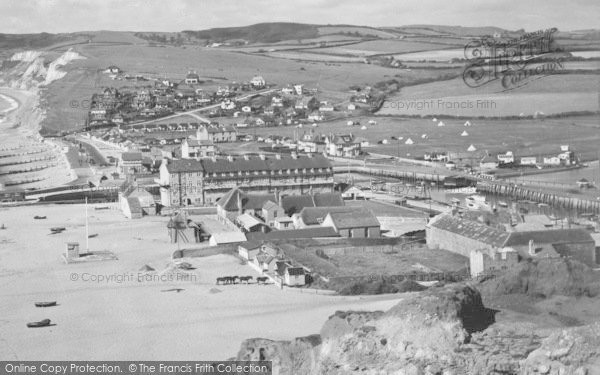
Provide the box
[0,0,598,34]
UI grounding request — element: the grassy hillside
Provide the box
[0,33,76,50]
[182,23,320,43]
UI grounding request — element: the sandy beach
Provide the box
[0,204,403,360]
[0,87,75,190]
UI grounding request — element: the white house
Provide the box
[250,76,266,88]
[497,151,514,164]
[520,156,537,165]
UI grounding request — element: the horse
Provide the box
[239,276,253,283]
[231,276,240,284]
[256,276,268,284]
[216,277,226,285]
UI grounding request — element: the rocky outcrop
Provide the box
[236,284,600,374]
[478,258,600,298]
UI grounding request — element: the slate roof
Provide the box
[238,240,263,251]
[325,208,380,229]
[121,152,143,162]
[286,266,305,276]
[504,229,594,247]
[262,200,280,211]
[299,206,355,226]
[246,227,339,241]
[200,154,331,174]
[281,192,343,215]
[127,197,142,216]
[166,159,204,173]
[237,213,264,229]
[313,192,344,207]
[429,214,594,249]
[427,214,509,247]
[217,187,276,211]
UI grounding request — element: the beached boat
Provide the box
[26,319,51,328]
[34,215,47,219]
[35,301,57,307]
[466,195,491,211]
[497,201,508,208]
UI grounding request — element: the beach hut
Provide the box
[405,138,414,145]
[461,130,469,136]
[464,121,471,127]
[438,121,445,127]
[467,144,477,152]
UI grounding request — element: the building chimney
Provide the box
[528,239,535,257]
[274,188,280,205]
[259,153,266,160]
[237,190,243,215]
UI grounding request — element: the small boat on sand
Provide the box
[26,319,52,328]
[34,215,47,220]
[88,233,98,238]
[497,201,508,208]
[35,301,57,307]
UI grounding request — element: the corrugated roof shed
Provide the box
[237,213,264,230]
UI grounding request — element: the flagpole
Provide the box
[85,197,89,252]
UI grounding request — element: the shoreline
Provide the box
[0,92,20,115]
[0,86,76,190]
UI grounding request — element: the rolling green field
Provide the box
[302,39,459,56]
[238,114,600,161]
[378,74,600,117]
[40,39,462,134]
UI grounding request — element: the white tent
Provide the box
[438,121,445,127]
[421,134,427,139]
[464,121,471,127]
[347,120,354,126]
[432,117,437,122]
[360,125,367,130]
[312,123,318,127]
[461,130,469,136]
[398,136,404,140]
[382,139,389,144]
[405,138,414,145]
[467,144,477,152]
[368,120,377,125]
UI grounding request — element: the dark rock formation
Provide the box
[235,284,600,374]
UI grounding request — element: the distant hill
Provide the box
[182,22,320,43]
[0,33,76,50]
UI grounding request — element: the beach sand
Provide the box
[0,87,75,190]
[0,204,403,360]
